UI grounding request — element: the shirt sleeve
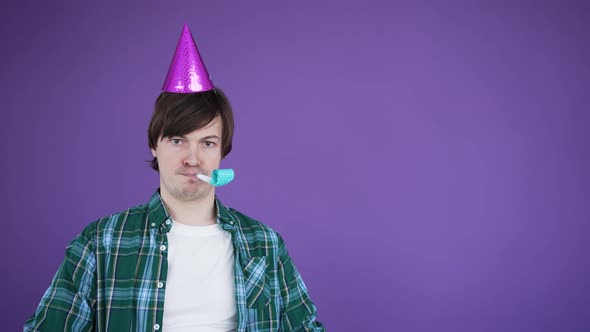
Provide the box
[277,234,326,332]
[24,231,97,332]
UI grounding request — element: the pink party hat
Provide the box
[162,24,214,93]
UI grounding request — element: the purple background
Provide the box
[1,1,589,331]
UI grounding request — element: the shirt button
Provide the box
[154,323,160,330]
[229,221,234,225]
[151,223,156,227]
[165,219,171,225]
[157,282,164,288]
[160,245,166,251]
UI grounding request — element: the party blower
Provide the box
[196,169,235,187]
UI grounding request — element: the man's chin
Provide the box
[161,180,211,201]
[178,185,212,200]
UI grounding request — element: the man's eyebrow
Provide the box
[200,135,221,141]
[165,135,220,140]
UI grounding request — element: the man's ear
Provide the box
[151,148,157,158]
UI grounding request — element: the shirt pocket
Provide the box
[242,256,271,308]
[242,256,281,331]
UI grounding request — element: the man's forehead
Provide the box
[165,116,223,140]
[190,117,222,136]
[183,131,221,140]
[200,115,222,130]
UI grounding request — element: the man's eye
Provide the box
[204,141,216,147]
[171,139,182,145]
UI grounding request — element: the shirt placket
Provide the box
[221,220,251,332]
[150,219,171,331]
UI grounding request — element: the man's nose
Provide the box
[183,145,201,167]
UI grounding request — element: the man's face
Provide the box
[151,115,223,202]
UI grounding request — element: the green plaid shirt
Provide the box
[24,190,325,331]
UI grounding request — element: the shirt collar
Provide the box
[215,195,236,226]
[146,189,236,230]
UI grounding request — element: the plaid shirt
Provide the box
[24,190,325,331]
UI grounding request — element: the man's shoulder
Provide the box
[77,202,150,241]
[225,206,284,245]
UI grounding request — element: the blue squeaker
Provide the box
[196,169,235,187]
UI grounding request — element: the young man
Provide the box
[24,24,324,332]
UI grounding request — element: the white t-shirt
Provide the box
[162,220,237,332]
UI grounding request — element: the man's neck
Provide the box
[160,190,217,226]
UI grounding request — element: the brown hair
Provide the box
[147,88,234,171]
